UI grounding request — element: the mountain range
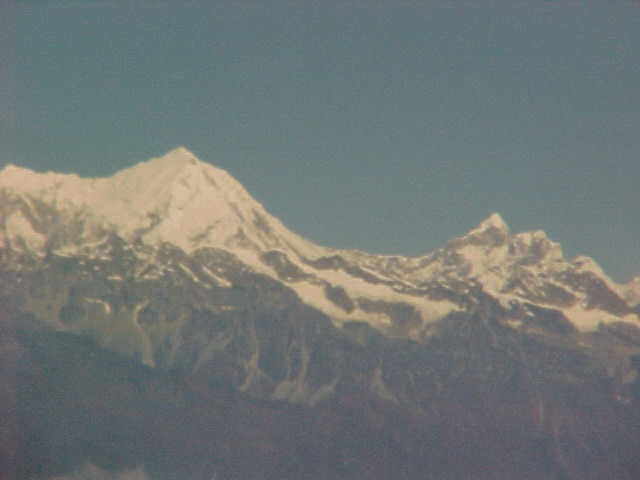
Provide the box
[2,147,640,480]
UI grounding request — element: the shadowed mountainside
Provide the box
[8,302,640,480]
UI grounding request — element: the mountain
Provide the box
[0,147,321,256]
[2,148,640,480]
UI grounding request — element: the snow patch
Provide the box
[4,210,46,250]
[178,263,205,286]
[85,297,112,315]
[562,304,637,332]
[201,266,232,288]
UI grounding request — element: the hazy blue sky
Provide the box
[4,0,640,281]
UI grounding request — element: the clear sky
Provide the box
[4,0,640,281]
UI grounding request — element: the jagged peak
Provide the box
[106,147,253,207]
[512,229,550,243]
[444,213,510,251]
[470,213,510,235]
[168,145,197,158]
[116,147,246,190]
[148,146,200,168]
[115,147,202,179]
[482,212,509,231]
[509,229,564,262]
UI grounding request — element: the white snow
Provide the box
[466,212,510,236]
[0,147,328,260]
[562,304,637,332]
[251,250,461,329]
[307,266,459,323]
[4,210,46,250]
[201,266,232,288]
[291,281,364,322]
[571,255,623,295]
[178,263,203,285]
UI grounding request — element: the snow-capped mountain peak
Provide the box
[470,212,510,235]
[0,148,326,257]
[445,212,510,252]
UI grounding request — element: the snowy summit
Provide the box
[0,147,324,257]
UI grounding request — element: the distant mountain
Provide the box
[2,148,640,480]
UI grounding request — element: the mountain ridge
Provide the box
[4,147,640,480]
[1,147,638,334]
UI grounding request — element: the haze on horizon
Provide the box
[3,0,640,281]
